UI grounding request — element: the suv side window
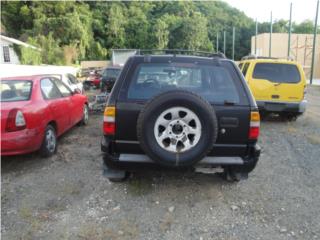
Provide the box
[40,78,62,99]
[52,78,72,97]
[242,63,250,77]
[238,63,243,70]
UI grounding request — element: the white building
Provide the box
[0,35,38,64]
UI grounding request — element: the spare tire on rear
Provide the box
[137,90,218,167]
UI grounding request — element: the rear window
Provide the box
[127,63,241,104]
[103,68,121,78]
[0,80,32,102]
[253,63,301,83]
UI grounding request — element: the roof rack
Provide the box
[241,55,278,60]
[135,49,226,59]
[241,54,294,61]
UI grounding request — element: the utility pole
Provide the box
[255,19,258,55]
[223,31,226,55]
[288,3,293,58]
[269,11,273,57]
[232,27,235,60]
[216,32,219,52]
[310,0,319,84]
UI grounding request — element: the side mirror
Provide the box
[73,88,81,94]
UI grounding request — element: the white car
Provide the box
[52,73,84,93]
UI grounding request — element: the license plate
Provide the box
[265,103,285,111]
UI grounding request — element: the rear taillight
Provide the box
[249,111,260,140]
[103,106,116,135]
[6,109,26,132]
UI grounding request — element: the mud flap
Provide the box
[103,163,126,180]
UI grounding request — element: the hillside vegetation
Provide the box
[1,1,317,65]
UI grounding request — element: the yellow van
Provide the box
[239,57,307,120]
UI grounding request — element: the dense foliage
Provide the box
[1,1,318,65]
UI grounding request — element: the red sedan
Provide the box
[1,75,89,157]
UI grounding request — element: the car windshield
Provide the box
[252,63,301,83]
[103,69,121,78]
[127,62,240,104]
[0,80,32,102]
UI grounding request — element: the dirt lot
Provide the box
[2,86,320,240]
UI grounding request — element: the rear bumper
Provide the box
[256,100,307,113]
[101,137,261,171]
[1,128,43,156]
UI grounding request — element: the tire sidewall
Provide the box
[82,104,89,125]
[138,91,218,167]
[40,125,57,157]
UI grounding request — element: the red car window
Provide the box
[53,78,72,97]
[41,78,61,99]
[1,80,32,102]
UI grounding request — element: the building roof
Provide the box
[0,34,39,50]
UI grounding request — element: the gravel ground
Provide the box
[1,86,320,240]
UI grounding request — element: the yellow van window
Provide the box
[253,63,300,83]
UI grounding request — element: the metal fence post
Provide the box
[310,0,319,84]
[232,27,235,60]
[216,32,219,52]
[223,31,226,55]
[269,11,273,57]
[288,3,293,58]
[255,19,258,55]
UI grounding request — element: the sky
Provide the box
[224,0,319,23]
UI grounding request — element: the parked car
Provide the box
[101,52,261,182]
[239,56,307,120]
[100,66,122,92]
[1,75,89,157]
[52,73,84,94]
[83,70,101,90]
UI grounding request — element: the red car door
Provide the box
[40,78,71,135]
[52,78,80,127]
[70,92,84,124]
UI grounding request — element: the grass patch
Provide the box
[60,183,81,196]
[127,178,153,196]
[77,221,139,240]
[159,212,174,232]
[306,135,320,145]
[78,224,101,240]
[119,220,139,239]
[18,205,42,236]
[287,125,297,133]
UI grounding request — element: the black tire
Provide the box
[137,90,218,168]
[79,104,89,125]
[39,125,57,157]
[83,82,90,91]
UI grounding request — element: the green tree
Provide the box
[19,38,42,65]
[105,3,127,49]
[153,18,169,49]
[293,20,315,34]
[170,12,213,51]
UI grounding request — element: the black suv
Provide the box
[100,66,122,92]
[101,51,261,182]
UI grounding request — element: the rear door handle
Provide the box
[220,117,239,128]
